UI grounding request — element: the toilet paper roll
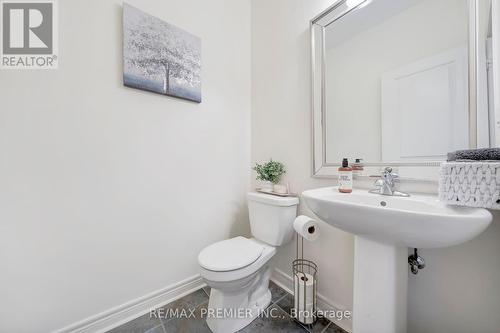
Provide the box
[293,215,319,241]
[298,302,314,325]
[294,272,315,324]
[294,272,314,304]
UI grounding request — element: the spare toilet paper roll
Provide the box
[293,215,319,241]
[294,272,314,304]
[294,272,315,324]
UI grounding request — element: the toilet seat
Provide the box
[198,236,264,271]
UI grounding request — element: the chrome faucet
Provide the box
[369,167,410,197]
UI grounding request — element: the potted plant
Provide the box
[253,159,286,192]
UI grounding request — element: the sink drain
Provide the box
[380,201,387,207]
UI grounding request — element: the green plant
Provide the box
[253,159,286,184]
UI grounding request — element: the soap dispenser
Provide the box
[352,158,364,177]
[338,158,353,193]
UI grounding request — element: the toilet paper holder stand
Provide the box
[292,233,318,326]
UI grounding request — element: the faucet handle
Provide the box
[383,167,393,173]
[382,167,399,178]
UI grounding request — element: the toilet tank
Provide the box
[247,192,299,246]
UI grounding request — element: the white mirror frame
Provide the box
[311,0,480,181]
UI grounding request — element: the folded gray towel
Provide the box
[447,148,500,161]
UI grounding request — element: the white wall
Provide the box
[408,210,500,333]
[0,0,251,332]
[252,1,500,333]
[251,0,355,327]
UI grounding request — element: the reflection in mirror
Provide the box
[478,0,499,148]
[323,0,471,165]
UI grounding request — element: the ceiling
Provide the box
[325,0,424,49]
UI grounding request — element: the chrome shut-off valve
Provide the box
[408,248,425,274]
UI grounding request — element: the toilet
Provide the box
[198,192,299,333]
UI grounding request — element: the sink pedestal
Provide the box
[353,236,407,333]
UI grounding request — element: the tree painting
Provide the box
[123,3,201,103]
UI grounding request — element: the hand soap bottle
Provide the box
[338,158,353,193]
[352,158,364,177]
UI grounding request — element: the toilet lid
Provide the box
[198,237,264,272]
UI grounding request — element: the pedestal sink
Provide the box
[302,187,492,333]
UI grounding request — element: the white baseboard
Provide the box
[54,269,350,333]
[270,268,353,333]
[54,274,205,333]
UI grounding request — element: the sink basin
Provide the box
[302,186,493,333]
[302,187,492,248]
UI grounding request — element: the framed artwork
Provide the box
[123,3,201,103]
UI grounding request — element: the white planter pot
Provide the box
[260,181,274,192]
[273,184,288,194]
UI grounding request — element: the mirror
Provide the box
[311,0,478,180]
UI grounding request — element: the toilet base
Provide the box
[205,265,272,333]
[206,289,271,333]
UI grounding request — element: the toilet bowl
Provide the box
[198,192,299,333]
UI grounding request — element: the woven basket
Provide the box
[439,162,500,210]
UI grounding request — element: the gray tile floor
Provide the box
[107,282,348,333]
